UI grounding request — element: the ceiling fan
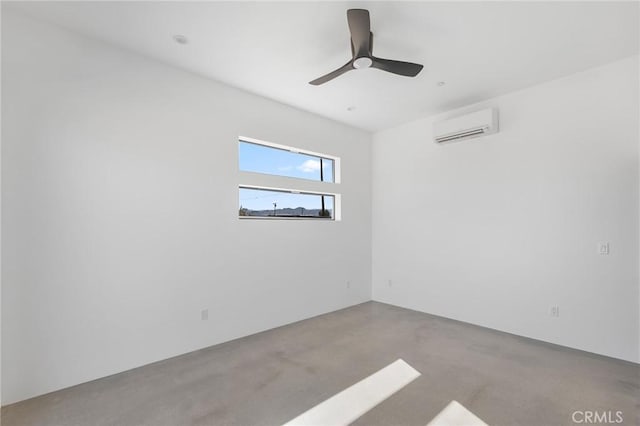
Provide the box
[309,9,424,85]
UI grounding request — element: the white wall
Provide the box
[372,56,640,363]
[3,4,638,408]
[1,11,372,404]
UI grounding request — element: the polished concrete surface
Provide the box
[2,302,638,426]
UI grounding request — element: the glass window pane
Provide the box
[239,141,334,183]
[239,187,334,219]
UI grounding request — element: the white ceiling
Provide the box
[6,1,639,132]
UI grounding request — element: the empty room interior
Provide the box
[1,1,639,425]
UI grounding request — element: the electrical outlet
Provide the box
[388,279,393,287]
[201,309,209,321]
[550,306,560,317]
[346,280,351,289]
[598,242,610,255]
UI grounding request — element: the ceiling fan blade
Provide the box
[371,57,424,77]
[309,61,354,85]
[347,9,371,57]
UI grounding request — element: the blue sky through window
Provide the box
[239,187,334,213]
[239,141,334,183]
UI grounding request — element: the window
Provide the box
[238,137,340,220]
[239,187,334,219]
[239,140,335,183]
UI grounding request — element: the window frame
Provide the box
[237,136,342,221]
[238,185,338,220]
[238,136,341,184]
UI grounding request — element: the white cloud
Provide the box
[297,159,321,173]
[296,160,329,173]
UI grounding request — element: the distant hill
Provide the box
[240,207,332,218]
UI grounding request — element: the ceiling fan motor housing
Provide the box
[353,57,373,69]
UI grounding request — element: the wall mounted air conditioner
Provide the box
[433,108,498,143]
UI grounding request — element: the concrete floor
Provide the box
[2,302,638,426]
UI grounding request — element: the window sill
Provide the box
[238,216,334,221]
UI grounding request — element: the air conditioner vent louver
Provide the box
[433,108,498,144]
